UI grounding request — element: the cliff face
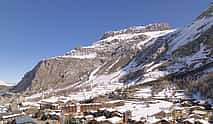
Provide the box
[13,24,171,93]
[12,4,213,101]
[13,58,101,92]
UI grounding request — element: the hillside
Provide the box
[12,24,171,93]
[11,4,213,103]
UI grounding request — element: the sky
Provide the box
[0,0,212,84]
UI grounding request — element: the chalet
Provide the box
[94,116,106,122]
[85,115,94,121]
[62,104,77,113]
[62,100,124,114]
[0,111,25,124]
[80,103,103,112]
[107,116,122,124]
[0,106,8,114]
[39,101,60,110]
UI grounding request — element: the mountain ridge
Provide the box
[12,23,172,94]
[11,4,213,102]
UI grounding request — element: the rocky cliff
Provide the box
[12,24,171,94]
[12,4,213,101]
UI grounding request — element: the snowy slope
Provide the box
[16,4,213,105]
[168,16,213,53]
[24,28,175,101]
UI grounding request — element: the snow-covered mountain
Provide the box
[0,80,12,87]
[12,4,213,102]
[12,23,171,93]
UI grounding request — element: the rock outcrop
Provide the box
[12,24,171,93]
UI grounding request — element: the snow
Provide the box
[48,111,61,116]
[146,62,165,72]
[192,110,208,115]
[177,45,212,68]
[68,72,122,101]
[27,71,123,102]
[116,100,173,121]
[82,45,96,49]
[63,53,97,59]
[143,71,169,81]
[143,29,175,38]
[137,30,175,49]
[184,118,210,124]
[0,106,8,114]
[169,16,213,53]
[196,119,210,124]
[25,70,123,102]
[95,116,106,122]
[95,29,174,50]
[2,112,25,119]
[134,87,152,98]
[184,118,195,123]
[98,33,144,44]
[40,96,61,103]
[31,29,176,103]
[106,58,120,72]
[107,116,122,124]
[0,80,13,86]
[153,88,185,99]
[89,66,102,81]
[21,102,40,108]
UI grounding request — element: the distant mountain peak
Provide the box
[0,80,13,86]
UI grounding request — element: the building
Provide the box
[0,111,25,124]
[0,106,8,114]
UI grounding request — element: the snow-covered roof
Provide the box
[107,116,122,124]
[95,116,106,122]
[192,110,208,115]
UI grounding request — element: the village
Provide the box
[0,85,213,124]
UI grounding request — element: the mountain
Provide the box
[12,23,171,93]
[0,80,12,87]
[12,4,213,101]
[0,80,13,91]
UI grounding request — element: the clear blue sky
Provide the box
[0,0,212,84]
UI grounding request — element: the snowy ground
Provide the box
[116,100,173,121]
[133,87,152,99]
